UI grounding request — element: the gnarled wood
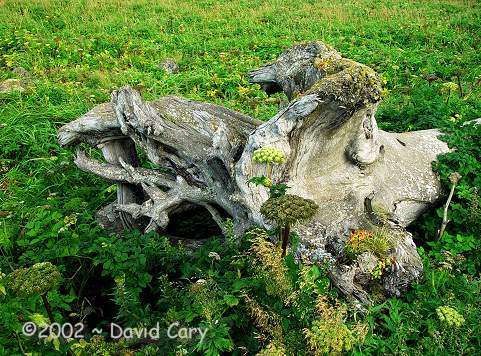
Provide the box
[58,41,449,302]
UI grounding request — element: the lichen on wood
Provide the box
[58,41,449,303]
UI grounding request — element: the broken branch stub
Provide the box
[58,41,449,302]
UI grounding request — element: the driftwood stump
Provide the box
[58,42,449,303]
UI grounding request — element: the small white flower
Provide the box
[208,252,221,261]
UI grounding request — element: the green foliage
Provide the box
[247,176,289,198]
[418,121,481,274]
[360,257,481,354]
[269,183,290,199]
[432,122,481,238]
[304,297,367,354]
[344,228,394,261]
[90,230,185,323]
[72,335,131,356]
[1,0,481,354]
[427,232,479,274]
[245,232,364,354]
[247,230,294,299]
[247,175,272,188]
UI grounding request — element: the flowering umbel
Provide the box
[7,262,61,296]
[260,194,318,225]
[252,147,286,165]
[261,194,318,256]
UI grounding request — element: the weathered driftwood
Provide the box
[58,41,449,303]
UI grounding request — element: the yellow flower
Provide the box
[436,306,465,327]
[63,214,77,227]
[442,81,459,92]
[252,147,286,165]
[238,85,250,96]
[207,88,219,99]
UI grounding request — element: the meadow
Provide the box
[1,0,481,354]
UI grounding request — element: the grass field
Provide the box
[1,0,480,225]
[1,0,481,355]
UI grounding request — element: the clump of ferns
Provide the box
[244,263,366,356]
[248,229,327,302]
[188,279,225,324]
[249,146,319,257]
[246,228,294,301]
[304,296,367,355]
[243,293,285,351]
[286,264,331,320]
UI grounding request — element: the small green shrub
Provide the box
[344,228,394,260]
[260,194,319,257]
[304,297,367,355]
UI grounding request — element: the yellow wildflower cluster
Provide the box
[252,147,286,165]
[371,258,392,280]
[0,270,6,295]
[436,306,465,328]
[63,213,77,227]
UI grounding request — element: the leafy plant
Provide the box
[248,146,289,199]
[1,0,481,354]
[248,145,319,256]
[304,296,367,355]
[260,194,318,257]
[7,262,61,324]
[344,228,394,261]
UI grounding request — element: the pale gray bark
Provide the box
[58,41,449,302]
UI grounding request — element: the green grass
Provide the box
[1,0,480,229]
[1,0,481,354]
